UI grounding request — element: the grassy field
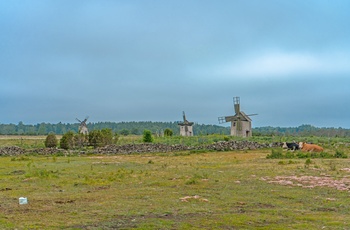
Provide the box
[1,143,350,229]
[1,133,350,149]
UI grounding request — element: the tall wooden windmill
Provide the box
[178,111,194,136]
[218,97,257,137]
[76,116,89,135]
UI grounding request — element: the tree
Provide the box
[143,130,153,143]
[131,128,140,135]
[100,128,114,146]
[120,129,130,136]
[37,123,48,135]
[88,130,103,148]
[74,133,88,148]
[88,129,115,148]
[60,131,75,150]
[17,121,25,135]
[164,128,173,137]
[45,133,58,148]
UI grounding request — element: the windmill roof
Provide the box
[178,121,194,126]
[240,111,252,121]
[225,111,252,122]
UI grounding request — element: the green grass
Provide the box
[1,149,350,229]
[0,135,47,148]
[2,134,350,150]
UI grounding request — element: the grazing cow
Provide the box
[282,142,300,151]
[298,142,324,152]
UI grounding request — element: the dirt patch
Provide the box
[54,199,75,204]
[262,175,350,191]
[179,195,209,202]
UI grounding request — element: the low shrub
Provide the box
[266,149,283,159]
[334,150,348,158]
[319,151,333,158]
[164,128,173,137]
[45,133,58,148]
[143,130,154,143]
[60,131,75,150]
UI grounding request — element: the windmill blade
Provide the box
[218,116,228,124]
[246,114,258,116]
[233,97,240,115]
[234,104,240,115]
[76,118,82,123]
[182,111,187,122]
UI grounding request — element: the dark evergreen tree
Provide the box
[100,128,114,146]
[60,131,75,150]
[143,130,153,143]
[45,133,58,148]
[88,130,103,148]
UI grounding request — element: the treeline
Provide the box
[0,121,230,136]
[1,122,350,137]
[253,124,350,137]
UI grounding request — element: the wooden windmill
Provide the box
[218,97,257,137]
[76,116,89,135]
[178,111,194,136]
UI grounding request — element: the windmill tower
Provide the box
[178,111,194,136]
[218,97,257,137]
[76,116,89,135]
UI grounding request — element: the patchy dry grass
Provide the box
[0,135,48,148]
[1,149,350,229]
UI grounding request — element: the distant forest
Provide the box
[0,122,350,137]
[254,124,350,137]
[0,121,230,136]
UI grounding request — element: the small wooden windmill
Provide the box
[218,97,257,137]
[76,116,89,135]
[178,111,194,136]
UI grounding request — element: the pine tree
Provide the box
[143,130,153,143]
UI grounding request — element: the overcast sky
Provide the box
[1,0,350,128]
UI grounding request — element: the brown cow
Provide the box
[298,142,324,152]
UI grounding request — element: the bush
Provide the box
[266,149,283,159]
[143,130,153,143]
[164,128,173,137]
[45,133,58,148]
[319,151,333,158]
[296,152,310,158]
[334,150,347,158]
[74,133,88,148]
[60,131,75,150]
[119,129,130,136]
[285,151,295,159]
[100,128,114,146]
[88,129,115,148]
[88,130,103,148]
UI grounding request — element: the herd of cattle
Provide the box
[282,142,324,152]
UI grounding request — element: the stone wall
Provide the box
[0,141,283,156]
[94,141,282,154]
[0,146,25,156]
